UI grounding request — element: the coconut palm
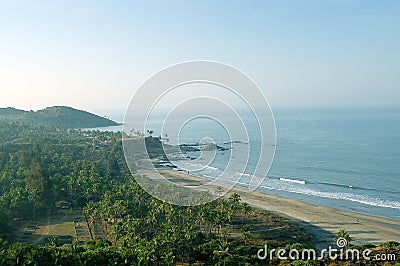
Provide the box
[334,229,352,247]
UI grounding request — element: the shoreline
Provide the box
[151,169,400,249]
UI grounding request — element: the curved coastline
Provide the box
[154,169,400,248]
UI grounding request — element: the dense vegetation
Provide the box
[0,106,119,128]
[0,121,398,265]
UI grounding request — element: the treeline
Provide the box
[0,121,318,265]
[83,182,269,264]
[0,121,126,236]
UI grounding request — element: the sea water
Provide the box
[98,108,400,220]
[265,108,400,221]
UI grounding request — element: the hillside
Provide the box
[0,106,120,128]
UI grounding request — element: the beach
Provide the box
[152,169,400,249]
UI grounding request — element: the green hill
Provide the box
[0,106,120,128]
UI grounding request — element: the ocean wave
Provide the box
[235,172,253,177]
[256,180,400,210]
[208,175,400,210]
[279,177,306,184]
[267,175,399,194]
[186,168,400,210]
[223,140,248,145]
[185,162,219,171]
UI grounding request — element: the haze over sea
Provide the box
[100,108,400,221]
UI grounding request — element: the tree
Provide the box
[215,186,223,197]
[240,225,251,246]
[26,159,50,216]
[146,129,154,137]
[48,236,60,247]
[334,229,352,247]
[213,240,231,266]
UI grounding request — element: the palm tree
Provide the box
[195,205,207,232]
[240,202,251,216]
[132,183,146,219]
[48,236,60,247]
[221,228,229,241]
[334,229,352,247]
[213,240,231,266]
[215,186,223,197]
[240,225,251,246]
[163,133,169,143]
[146,209,158,231]
[109,222,124,246]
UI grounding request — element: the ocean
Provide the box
[98,108,400,220]
[263,108,400,221]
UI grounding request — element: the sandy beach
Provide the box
[148,169,400,249]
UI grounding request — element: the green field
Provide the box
[13,210,91,245]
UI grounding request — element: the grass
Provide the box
[14,210,87,244]
[31,220,74,243]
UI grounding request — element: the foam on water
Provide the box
[212,173,400,210]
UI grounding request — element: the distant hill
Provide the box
[0,106,120,128]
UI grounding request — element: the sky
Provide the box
[0,0,399,117]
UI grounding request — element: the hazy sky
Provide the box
[1,0,399,116]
